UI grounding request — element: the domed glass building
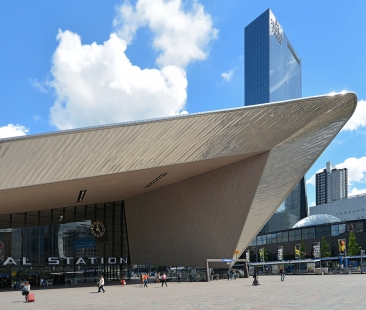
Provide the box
[292,214,341,228]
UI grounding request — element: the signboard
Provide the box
[259,248,264,262]
[307,263,315,274]
[313,242,320,258]
[338,239,346,256]
[246,250,250,262]
[295,244,300,259]
[277,246,283,261]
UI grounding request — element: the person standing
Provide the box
[227,270,230,280]
[74,277,77,285]
[98,275,105,293]
[252,270,259,286]
[161,273,168,287]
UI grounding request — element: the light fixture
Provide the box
[145,173,167,188]
[77,190,87,202]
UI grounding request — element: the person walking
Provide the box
[280,268,285,281]
[177,272,181,283]
[21,281,31,301]
[252,270,259,286]
[161,273,168,287]
[97,275,105,293]
[227,270,230,280]
[143,274,149,287]
[74,277,77,285]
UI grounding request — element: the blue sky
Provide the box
[1,0,365,208]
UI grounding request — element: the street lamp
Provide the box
[361,249,365,274]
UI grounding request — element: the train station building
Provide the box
[0,92,357,286]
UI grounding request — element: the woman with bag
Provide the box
[21,281,31,301]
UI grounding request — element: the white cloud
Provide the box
[114,0,218,68]
[221,70,233,82]
[349,187,366,196]
[335,157,366,184]
[0,124,28,139]
[342,100,366,131]
[48,0,217,130]
[30,78,49,93]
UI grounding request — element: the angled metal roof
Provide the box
[0,93,358,256]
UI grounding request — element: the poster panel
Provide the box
[277,246,283,261]
[295,244,300,259]
[313,242,320,258]
[338,239,346,256]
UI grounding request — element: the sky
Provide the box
[1,0,365,209]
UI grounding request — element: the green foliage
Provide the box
[320,236,330,258]
[348,231,362,256]
[300,239,306,259]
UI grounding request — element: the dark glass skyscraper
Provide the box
[245,8,302,105]
[245,9,307,233]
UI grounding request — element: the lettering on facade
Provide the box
[2,257,128,266]
[270,18,283,44]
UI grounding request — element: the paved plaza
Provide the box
[1,274,365,309]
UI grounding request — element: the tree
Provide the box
[300,239,306,259]
[348,231,362,256]
[320,236,330,258]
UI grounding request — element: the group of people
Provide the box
[139,272,169,287]
[252,268,286,286]
[227,269,237,280]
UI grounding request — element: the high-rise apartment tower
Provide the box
[316,161,348,205]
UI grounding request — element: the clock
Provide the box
[91,221,105,237]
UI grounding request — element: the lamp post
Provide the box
[361,249,365,274]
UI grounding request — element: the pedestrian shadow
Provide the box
[89,292,99,294]
[11,301,26,303]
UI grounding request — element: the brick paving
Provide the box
[1,274,365,309]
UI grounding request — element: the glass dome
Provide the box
[292,214,341,228]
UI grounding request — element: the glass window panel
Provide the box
[266,234,271,244]
[282,231,288,242]
[289,230,295,241]
[308,228,315,239]
[52,208,64,223]
[26,212,39,226]
[12,213,25,223]
[271,233,276,244]
[331,225,339,236]
[64,209,75,223]
[86,205,96,222]
[355,221,364,233]
[0,214,11,229]
[276,232,282,243]
[261,235,266,245]
[39,210,51,225]
[339,224,346,235]
[256,236,262,246]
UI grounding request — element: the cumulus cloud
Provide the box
[49,0,217,130]
[306,157,366,187]
[349,187,366,196]
[221,69,233,82]
[342,100,366,131]
[0,124,28,139]
[336,157,366,184]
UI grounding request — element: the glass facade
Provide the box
[0,202,130,287]
[245,9,306,234]
[248,219,366,262]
